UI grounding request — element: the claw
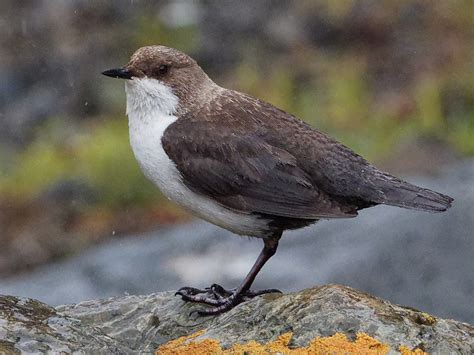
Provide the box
[175,284,280,316]
[179,292,221,305]
[193,299,238,316]
[175,286,206,296]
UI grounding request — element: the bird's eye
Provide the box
[158,65,168,75]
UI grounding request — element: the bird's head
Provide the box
[103,45,214,116]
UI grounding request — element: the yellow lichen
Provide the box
[418,312,437,326]
[306,333,389,354]
[400,345,427,355]
[156,330,424,354]
[156,330,222,354]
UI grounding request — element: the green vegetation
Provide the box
[233,52,474,162]
[76,119,160,207]
[0,118,160,208]
[134,14,198,55]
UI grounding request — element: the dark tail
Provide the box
[372,173,454,212]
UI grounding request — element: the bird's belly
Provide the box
[128,115,270,237]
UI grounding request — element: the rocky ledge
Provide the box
[0,285,472,354]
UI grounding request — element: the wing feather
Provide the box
[162,119,357,219]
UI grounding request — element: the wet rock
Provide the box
[1,285,473,353]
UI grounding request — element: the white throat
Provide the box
[125,76,180,197]
[125,77,179,122]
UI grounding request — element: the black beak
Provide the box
[102,68,132,79]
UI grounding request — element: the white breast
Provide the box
[125,78,269,237]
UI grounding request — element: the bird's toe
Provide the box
[175,286,206,297]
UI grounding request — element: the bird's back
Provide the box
[250,93,453,212]
[210,90,453,213]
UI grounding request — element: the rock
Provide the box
[1,285,472,354]
[0,295,128,353]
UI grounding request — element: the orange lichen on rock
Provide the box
[156,330,425,354]
[307,332,389,354]
[156,330,222,354]
[399,345,427,355]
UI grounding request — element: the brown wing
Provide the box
[162,117,358,219]
[222,91,453,212]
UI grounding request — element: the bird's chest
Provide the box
[128,113,186,202]
[127,111,271,237]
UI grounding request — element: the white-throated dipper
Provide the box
[103,45,453,316]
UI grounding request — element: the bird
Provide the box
[102,45,453,316]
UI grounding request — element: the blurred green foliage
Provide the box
[233,51,474,161]
[135,14,198,55]
[0,118,159,208]
[75,119,159,207]
[0,134,75,198]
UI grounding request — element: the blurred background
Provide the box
[0,1,473,323]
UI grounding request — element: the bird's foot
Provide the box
[175,284,281,316]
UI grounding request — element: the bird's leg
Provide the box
[176,233,282,316]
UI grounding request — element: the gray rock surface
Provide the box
[1,161,473,325]
[0,285,472,354]
[0,295,128,353]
